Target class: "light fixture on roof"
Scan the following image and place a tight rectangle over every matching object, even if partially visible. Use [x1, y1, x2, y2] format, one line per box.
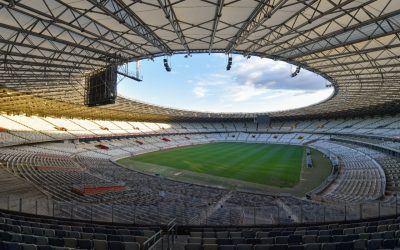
[291, 66, 301, 77]
[226, 55, 232, 71]
[163, 58, 171, 72]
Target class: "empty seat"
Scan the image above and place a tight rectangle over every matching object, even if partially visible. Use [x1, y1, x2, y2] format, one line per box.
[77, 239, 93, 249]
[203, 244, 218, 250]
[219, 245, 236, 250]
[216, 231, 229, 238]
[123, 242, 140, 250]
[63, 238, 76, 248]
[237, 244, 253, 250]
[109, 241, 125, 250]
[288, 245, 304, 250]
[303, 235, 317, 244]
[367, 239, 382, 250]
[187, 237, 201, 244]
[184, 243, 202, 250]
[255, 244, 272, 250]
[203, 238, 216, 244]
[321, 242, 337, 250]
[353, 239, 367, 250]
[93, 240, 108, 250]
[48, 237, 63, 247]
[288, 235, 302, 244]
[303, 243, 321, 250]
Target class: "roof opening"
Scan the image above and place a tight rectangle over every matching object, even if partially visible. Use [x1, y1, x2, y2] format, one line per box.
[118, 54, 334, 113]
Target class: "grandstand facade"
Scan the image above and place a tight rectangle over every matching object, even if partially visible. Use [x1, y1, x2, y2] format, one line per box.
[0, 0, 400, 249]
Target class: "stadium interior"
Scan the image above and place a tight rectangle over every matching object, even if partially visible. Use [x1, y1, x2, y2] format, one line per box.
[0, 0, 400, 250]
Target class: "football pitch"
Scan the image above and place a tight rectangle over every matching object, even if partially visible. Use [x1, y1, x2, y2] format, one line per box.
[118, 143, 309, 188]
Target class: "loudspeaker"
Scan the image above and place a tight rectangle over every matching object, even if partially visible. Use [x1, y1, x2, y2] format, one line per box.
[84, 65, 117, 107]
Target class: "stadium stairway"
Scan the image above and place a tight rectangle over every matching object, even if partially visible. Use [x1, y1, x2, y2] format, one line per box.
[0, 164, 46, 202]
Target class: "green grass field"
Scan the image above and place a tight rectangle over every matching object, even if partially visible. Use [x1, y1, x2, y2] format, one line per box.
[119, 143, 306, 187]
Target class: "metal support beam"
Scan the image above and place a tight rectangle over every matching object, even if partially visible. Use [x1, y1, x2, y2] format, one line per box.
[225, 0, 287, 54]
[208, 0, 224, 53]
[88, 0, 172, 55]
[157, 0, 190, 54]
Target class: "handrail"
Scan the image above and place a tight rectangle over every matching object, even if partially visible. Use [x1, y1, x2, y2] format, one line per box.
[142, 229, 163, 250]
[166, 218, 177, 249]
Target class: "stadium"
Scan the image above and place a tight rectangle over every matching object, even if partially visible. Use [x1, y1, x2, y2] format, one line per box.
[0, 0, 400, 249]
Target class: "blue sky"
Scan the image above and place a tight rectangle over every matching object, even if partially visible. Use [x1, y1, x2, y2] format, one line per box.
[118, 54, 333, 113]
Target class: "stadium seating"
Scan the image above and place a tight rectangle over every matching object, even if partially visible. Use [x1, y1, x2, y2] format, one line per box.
[0, 114, 399, 146]
[0, 209, 159, 250]
[181, 215, 400, 250]
[0, 114, 399, 234]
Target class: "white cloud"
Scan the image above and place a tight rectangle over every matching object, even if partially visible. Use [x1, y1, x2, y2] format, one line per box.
[232, 56, 325, 90]
[193, 86, 207, 97]
[225, 83, 269, 102]
[190, 56, 330, 108]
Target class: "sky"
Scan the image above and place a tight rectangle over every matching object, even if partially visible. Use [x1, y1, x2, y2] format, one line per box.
[117, 54, 333, 113]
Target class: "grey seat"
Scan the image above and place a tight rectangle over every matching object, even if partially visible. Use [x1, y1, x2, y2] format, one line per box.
[354, 227, 365, 234]
[353, 239, 367, 250]
[369, 232, 382, 239]
[20, 244, 37, 250]
[35, 236, 48, 245]
[377, 225, 387, 232]
[63, 238, 77, 248]
[184, 243, 202, 250]
[216, 231, 229, 238]
[10, 232, 23, 242]
[123, 242, 139, 250]
[321, 242, 337, 250]
[237, 244, 253, 250]
[303, 235, 317, 244]
[203, 238, 216, 244]
[358, 233, 370, 240]
[230, 232, 242, 238]
[93, 239, 108, 250]
[319, 230, 330, 236]
[77, 239, 93, 249]
[219, 245, 236, 250]
[303, 243, 321, 250]
[276, 236, 289, 244]
[367, 239, 382, 250]
[190, 232, 202, 237]
[203, 232, 215, 238]
[121, 235, 135, 242]
[134, 236, 147, 246]
[254, 245, 272, 250]
[81, 233, 93, 240]
[342, 228, 353, 235]
[257, 232, 270, 238]
[93, 233, 107, 240]
[231, 237, 245, 244]
[187, 237, 202, 244]
[44, 229, 55, 237]
[203, 244, 218, 250]
[261, 237, 275, 244]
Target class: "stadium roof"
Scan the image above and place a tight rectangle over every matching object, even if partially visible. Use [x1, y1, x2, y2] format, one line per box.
[0, 0, 399, 121]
